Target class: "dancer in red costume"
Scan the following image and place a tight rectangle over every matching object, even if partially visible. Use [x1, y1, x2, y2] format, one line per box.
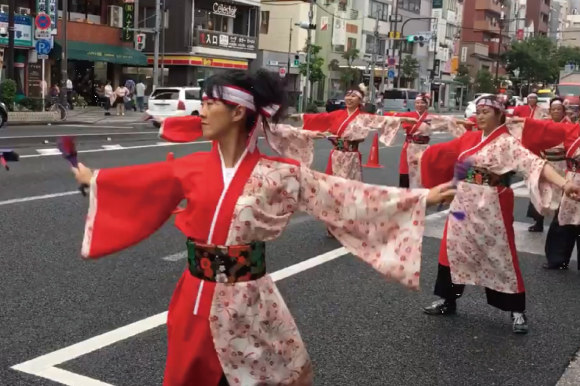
[421, 95, 580, 334]
[71, 70, 456, 386]
[512, 92, 547, 119]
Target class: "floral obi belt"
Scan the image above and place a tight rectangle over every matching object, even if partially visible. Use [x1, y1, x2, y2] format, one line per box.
[566, 158, 580, 173]
[187, 240, 266, 283]
[541, 148, 566, 162]
[328, 137, 359, 152]
[405, 133, 430, 144]
[463, 167, 512, 187]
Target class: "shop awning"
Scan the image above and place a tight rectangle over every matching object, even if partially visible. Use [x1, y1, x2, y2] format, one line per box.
[52, 41, 148, 66]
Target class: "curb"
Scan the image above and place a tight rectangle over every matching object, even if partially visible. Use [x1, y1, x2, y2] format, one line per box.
[5, 120, 148, 127]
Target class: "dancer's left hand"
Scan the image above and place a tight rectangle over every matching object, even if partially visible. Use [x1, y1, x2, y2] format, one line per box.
[563, 181, 580, 201]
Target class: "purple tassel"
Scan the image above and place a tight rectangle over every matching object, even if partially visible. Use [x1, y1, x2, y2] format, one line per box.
[57, 136, 87, 196]
[436, 158, 474, 220]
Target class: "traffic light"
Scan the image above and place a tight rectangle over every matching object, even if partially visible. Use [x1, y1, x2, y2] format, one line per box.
[406, 34, 431, 47]
[136, 34, 146, 51]
[295, 21, 316, 30]
[294, 54, 300, 66]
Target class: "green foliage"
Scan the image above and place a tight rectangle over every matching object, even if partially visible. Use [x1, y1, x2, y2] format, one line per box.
[474, 69, 495, 93]
[313, 100, 326, 107]
[305, 102, 319, 113]
[454, 64, 471, 85]
[502, 36, 580, 84]
[400, 55, 419, 80]
[299, 44, 326, 94]
[0, 79, 17, 111]
[16, 97, 44, 112]
[328, 48, 361, 90]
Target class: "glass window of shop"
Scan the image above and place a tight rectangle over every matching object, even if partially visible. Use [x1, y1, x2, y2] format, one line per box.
[194, 0, 258, 36]
[59, 0, 103, 22]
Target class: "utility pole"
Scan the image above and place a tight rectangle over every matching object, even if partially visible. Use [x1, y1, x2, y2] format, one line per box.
[387, 0, 399, 90]
[370, 11, 379, 104]
[303, 0, 314, 111]
[430, 32, 437, 81]
[287, 18, 293, 82]
[152, 0, 161, 89]
[494, 15, 505, 87]
[6, 0, 14, 80]
[60, 0, 68, 105]
[161, 4, 166, 86]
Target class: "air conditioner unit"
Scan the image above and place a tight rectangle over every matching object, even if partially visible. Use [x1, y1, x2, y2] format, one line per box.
[18, 7, 30, 15]
[108, 5, 123, 28]
[0, 5, 9, 13]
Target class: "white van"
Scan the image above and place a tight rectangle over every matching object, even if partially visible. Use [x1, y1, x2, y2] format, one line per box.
[146, 87, 202, 118]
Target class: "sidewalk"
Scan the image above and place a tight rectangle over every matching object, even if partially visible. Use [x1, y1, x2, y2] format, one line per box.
[7, 107, 147, 126]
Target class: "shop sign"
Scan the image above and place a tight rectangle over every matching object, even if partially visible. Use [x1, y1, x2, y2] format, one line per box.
[198, 29, 256, 52]
[87, 51, 136, 61]
[122, 0, 135, 42]
[213, 3, 237, 18]
[0, 14, 33, 47]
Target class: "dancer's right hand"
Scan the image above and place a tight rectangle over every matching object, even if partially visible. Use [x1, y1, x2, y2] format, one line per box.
[426, 182, 456, 206]
[72, 163, 93, 186]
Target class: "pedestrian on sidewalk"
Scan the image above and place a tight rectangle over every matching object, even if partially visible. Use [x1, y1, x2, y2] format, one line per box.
[66, 78, 74, 110]
[71, 69, 456, 386]
[136, 80, 146, 112]
[104, 80, 113, 116]
[114, 83, 129, 116]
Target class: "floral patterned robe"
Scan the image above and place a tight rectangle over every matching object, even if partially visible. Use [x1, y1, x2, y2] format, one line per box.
[302, 109, 367, 180]
[512, 104, 548, 119]
[421, 124, 563, 294]
[554, 124, 580, 225]
[81, 133, 429, 385]
[353, 114, 465, 187]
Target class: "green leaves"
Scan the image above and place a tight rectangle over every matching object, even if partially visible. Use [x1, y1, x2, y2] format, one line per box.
[400, 56, 419, 79]
[474, 70, 495, 93]
[299, 44, 326, 85]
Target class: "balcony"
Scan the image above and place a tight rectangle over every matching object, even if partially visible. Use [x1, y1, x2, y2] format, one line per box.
[474, 20, 500, 34]
[475, 0, 502, 15]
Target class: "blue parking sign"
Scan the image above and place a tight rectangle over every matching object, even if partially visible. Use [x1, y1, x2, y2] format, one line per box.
[387, 70, 395, 79]
[35, 39, 51, 55]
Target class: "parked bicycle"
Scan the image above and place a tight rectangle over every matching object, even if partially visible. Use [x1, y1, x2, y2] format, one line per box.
[45, 97, 68, 120]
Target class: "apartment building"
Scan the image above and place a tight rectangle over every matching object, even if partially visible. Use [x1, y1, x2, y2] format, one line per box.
[526, 0, 551, 35]
[549, 0, 566, 44]
[507, 0, 534, 41]
[562, 14, 580, 48]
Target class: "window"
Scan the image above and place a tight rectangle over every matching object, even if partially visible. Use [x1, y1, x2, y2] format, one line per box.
[150, 89, 180, 100]
[260, 11, 269, 34]
[334, 45, 345, 52]
[185, 89, 201, 100]
[398, 0, 420, 14]
[347, 37, 357, 51]
[445, 24, 455, 39]
[365, 34, 386, 55]
[369, 1, 388, 22]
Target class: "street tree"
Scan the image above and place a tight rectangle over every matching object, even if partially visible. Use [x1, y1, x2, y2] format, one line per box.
[299, 44, 326, 102]
[328, 48, 361, 90]
[474, 69, 495, 93]
[400, 56, 419, 87]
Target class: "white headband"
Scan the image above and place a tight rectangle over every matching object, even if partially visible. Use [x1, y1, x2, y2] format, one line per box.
[528, 93, 538, 98]
[551, 100, 563, 106]
[476, 98, 505, 112]
[346, 90, 363, 100]
[202, 86, 280, 118]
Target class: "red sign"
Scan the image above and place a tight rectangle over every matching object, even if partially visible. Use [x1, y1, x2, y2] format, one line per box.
[279, 67, 287, 78]
[516, 29, 524, 41]
[35, 13, 51, 30]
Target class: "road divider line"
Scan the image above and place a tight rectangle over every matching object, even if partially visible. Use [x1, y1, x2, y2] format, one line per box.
[0, 191, 79, 206]
[36, 148, 62, 155]
[9, 207, 455, 386]
[0, 131, 157, 139]
[101, 145, 124, 150]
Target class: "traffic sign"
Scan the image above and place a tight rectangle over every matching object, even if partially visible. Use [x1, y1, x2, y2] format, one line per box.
[387, 70, 395, 79]
[35, 13, 52, 30]
[35, 39, 52, 56]
[279, 67, 287, 78]
[38, 54, 49, 60]
[35, 29, 51, 39]
[387, 57, 396, 66]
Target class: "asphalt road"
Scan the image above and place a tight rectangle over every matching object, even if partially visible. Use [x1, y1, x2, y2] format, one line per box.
[2, 131, 580, 386]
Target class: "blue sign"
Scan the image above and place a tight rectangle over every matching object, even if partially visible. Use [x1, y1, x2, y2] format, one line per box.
[35, 39, 51, 55]
[0, 14, 33, 47]
[387, 70, 395, 79]
[35, 14, 51, 29]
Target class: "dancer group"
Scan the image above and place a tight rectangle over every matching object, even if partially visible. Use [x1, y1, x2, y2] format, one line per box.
[68, 71, 580, 386]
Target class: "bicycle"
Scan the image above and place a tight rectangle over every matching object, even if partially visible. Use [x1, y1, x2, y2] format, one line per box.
[46, 97, 68, 121]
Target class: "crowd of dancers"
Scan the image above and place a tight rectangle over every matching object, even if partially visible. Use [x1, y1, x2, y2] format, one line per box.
[58, 70, 580, 386]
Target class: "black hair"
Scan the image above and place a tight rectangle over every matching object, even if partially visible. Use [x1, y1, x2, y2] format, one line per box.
[478, 95, 506, 124]
[202, 69, 288, 130]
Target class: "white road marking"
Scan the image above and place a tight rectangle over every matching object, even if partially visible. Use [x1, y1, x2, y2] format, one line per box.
[21, 141, 211, 158]
[1, 131, 156, 139]
[101, 145, 124, 150]
[162, 251, 187, 261]
[57, 125, 132, 129]
[0, 191, 80, 206]
[36, 148, 61, 155]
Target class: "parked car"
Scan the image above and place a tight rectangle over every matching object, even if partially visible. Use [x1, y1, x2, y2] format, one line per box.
[382, 88, 419, 113]
[464, 93, 494, 118]
[325, 99, 345, 113]
[533, 89, 555, 109]
[145, 87, 202, 119]
[0, 101, 7, 128]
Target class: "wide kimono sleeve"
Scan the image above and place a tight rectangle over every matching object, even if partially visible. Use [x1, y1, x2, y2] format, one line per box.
[428, 115, 467, 137]
[82, 161, 184, 259]
[510, 119, 576, 156]
[298, 166, 428, 290]
[420, 137, 462, 188]
[347, 114, 403, 146]
[265, 123, 316, 166]
[159, 116, 203, 143]
[302, 110, 343, 133]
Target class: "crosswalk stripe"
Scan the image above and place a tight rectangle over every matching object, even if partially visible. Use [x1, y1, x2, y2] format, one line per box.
[101, 145, 124, 150]
[36, 148, 61, 155]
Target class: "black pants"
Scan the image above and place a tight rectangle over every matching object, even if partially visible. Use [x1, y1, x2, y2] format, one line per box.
[545, 209, 580, 267]
[526, 201, 544, 224]
[434, 264, 526, 312]
[399, 173, 409, 188]
[218, 374, 230, 385]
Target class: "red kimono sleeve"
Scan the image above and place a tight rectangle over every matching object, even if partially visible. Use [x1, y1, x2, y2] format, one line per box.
[512, 105, 527, 118]
[420, 137, 461, 188]
[519, 119, 577, 156]
[159, 116, 203, 143]
[82, 161, 184, 259]
[302, 110, 343, 133]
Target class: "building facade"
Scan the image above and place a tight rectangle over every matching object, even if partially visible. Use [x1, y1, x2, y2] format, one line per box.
[139, 0, 259, 86]
[525, 0, 550, 35]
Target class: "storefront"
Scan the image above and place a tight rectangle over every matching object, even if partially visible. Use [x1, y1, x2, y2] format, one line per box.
[193, 0, 259, 36]
[0, 13, 34, 95]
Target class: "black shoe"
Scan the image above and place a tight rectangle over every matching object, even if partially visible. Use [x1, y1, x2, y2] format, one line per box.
[511, 312, 528, 334]
[528, 223, 544, 232]
[542, 262, 569, 270]
[423, 299, 457, 315]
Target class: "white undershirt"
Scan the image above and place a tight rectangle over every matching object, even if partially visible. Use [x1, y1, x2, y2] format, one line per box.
[481, 133, 488, 143]
[223, 167, 236, 187]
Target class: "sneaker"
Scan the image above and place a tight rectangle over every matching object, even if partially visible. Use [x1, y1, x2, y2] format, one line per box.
[511, 312, 528, 334]
[423, 299, 457, 315]
[542, 262, 569, 270]
[528, 223, 544, 232]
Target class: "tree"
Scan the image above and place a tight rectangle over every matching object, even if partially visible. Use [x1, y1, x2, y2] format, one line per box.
[502, 36, 561, 84]
[454, 64, 471, 86]
[400, 56, 419, 87]
[299, 44, 325, 102]
[328, 48, 361, 90]
[474, 69, 495, 93]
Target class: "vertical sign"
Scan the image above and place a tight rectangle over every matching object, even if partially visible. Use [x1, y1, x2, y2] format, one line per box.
[429, 9, 441, 53]
[48, 0, 57, 32]
[460, 46, 468, 62]
[122, 0, 135, 42]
